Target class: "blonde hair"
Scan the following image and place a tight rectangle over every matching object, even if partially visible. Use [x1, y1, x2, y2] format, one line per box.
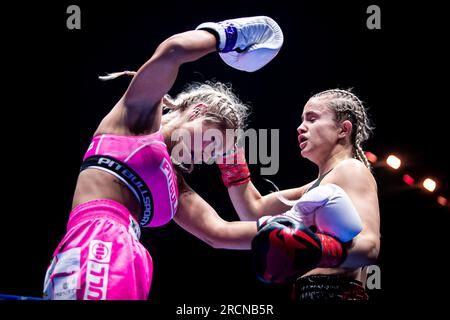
[99, 72, 251, 172]
[162, 81, 251, 172]
[311, 89, 374, 169]
[162, 81, 250, 131]
[99, 72, 250, 130]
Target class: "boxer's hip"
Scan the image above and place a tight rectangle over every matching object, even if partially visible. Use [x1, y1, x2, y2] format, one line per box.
[44, 199, 151, 300]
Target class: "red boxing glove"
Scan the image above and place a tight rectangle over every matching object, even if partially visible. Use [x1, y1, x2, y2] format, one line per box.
[216, 147, 250, 188]
[316, 233, 347, 268]
[252, 215, 346, 284]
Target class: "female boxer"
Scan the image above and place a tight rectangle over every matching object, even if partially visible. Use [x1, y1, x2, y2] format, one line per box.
[43, 16, 283, 300]
[219, 89, 381, 301]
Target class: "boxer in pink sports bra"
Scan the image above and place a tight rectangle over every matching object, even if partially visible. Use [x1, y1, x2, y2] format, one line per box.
[42, 17, 284, 300]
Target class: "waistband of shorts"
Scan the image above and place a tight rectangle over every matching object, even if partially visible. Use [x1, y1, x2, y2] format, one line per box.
[67, 199, 141, 239]
[294, 275, 368, 301]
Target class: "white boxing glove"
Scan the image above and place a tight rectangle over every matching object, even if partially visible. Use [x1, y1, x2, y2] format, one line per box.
[196, 16, 284, 72]
[283, 184, 363, 243]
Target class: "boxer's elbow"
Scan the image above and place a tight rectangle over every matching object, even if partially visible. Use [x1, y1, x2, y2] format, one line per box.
[359, 235, 380, 265]
[343, 235, 380, 268]
[156, 36, 188, 64]
[364, 238, 380, 265]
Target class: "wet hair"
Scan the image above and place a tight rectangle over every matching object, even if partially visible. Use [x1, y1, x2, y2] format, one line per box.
[311, 89, 374, 169]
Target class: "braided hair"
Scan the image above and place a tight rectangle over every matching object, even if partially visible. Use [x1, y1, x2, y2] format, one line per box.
[311, 89, 374, 169]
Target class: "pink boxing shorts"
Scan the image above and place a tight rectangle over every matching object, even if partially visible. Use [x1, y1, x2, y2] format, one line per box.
[43, 199, 152, 300]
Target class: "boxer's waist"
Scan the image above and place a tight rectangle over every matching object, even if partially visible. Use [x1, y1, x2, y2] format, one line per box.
[68, 199, 141, 240]
[293, 275, 368, 301]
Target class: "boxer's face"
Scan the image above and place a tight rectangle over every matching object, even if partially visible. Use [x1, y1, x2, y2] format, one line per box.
[297, 98, 342, 162]
[182, 118, 233, 164]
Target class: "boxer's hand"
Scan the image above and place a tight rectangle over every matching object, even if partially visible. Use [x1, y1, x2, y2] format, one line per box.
[284, 184, 363, 243]
[252, 215, 345, 283]
[196, 16, 284, 72]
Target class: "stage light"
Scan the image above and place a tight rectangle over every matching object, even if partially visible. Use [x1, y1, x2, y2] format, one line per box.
[437, 196, 448, 207]
[422, 178, 437, 192]
[365, 151, 378, 164]
[386, 155, 401, 169]
[403, 174, 415, 186]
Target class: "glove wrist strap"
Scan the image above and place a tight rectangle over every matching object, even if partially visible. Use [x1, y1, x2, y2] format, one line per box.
[196, 22, 238, 53]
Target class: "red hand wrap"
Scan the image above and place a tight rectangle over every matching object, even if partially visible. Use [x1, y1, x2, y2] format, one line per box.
[316, 233, 346, 268]
[217, 147, 250, 188]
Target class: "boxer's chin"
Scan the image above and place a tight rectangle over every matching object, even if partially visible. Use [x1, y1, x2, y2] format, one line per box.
[300, 149, 315, 162]
[300, 147, 309, 158]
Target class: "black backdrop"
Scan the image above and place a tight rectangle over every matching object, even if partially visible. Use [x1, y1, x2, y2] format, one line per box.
[1, 0, 449, 314]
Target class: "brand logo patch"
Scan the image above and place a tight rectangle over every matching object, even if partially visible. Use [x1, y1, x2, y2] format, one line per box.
[84, 240, 112, 300]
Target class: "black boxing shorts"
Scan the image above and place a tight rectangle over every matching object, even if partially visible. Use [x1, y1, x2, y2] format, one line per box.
[293, 275, 369, 301]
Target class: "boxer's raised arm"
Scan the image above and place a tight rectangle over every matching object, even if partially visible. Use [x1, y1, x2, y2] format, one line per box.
[122, 31, 217, 112]
[97, 30, 217, 135]
[104, 16, 283, 134]
[120, 31, 217, 124]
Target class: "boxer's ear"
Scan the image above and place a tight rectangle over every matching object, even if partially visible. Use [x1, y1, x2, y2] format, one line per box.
[338, 120, 353, 139]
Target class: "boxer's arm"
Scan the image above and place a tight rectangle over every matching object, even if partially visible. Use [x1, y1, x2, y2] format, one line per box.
[325, 159, 380, 267]
[119, 30, 217, 116]
[227, 181, 310, 221]
[217, 147, 312, 221]
[97, 30, 216, 135]
[174, 179, 257, 250]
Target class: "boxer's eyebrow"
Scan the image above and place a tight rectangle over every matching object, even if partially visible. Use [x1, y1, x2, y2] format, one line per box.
[301, 111, 319, 121]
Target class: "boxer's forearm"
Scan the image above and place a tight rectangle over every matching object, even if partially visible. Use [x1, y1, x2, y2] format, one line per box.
[227, 182, 264, 221]
[211, 221, 257, 250]
[161, 30, 217, 64]
[228, 182, 304, 221]
[174, 181, 256, 250]
[175, 211, 256, 250]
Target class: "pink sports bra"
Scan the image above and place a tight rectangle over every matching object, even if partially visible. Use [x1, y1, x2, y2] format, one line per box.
[80, 130, 178, 228]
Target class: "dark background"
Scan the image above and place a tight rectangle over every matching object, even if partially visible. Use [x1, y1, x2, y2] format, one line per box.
[1, 0, 449, 312]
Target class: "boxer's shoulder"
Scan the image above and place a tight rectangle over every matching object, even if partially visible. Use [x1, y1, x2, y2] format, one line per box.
[324, 159, 376, 191]
[335, 158, 369, 175]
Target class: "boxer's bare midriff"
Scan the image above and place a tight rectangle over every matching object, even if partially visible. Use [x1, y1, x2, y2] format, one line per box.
[72, 169, 142, 223]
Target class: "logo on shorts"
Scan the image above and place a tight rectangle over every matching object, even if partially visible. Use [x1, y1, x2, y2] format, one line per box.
[88, 240, 112, 263]
[84, 240, 112, 300]
[90, 242, 110, 262]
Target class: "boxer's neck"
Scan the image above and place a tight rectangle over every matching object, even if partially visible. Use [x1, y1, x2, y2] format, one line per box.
[317, 148, 352, 176]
